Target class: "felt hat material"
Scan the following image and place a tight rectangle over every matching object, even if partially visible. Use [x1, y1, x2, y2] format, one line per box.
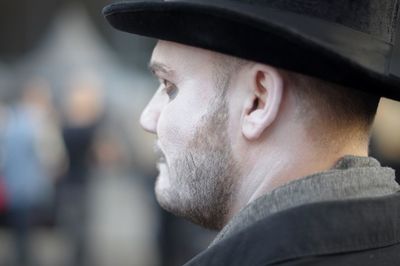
[103, 0, 400, 100]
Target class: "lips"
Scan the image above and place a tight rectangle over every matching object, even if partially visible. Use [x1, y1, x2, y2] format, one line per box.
[154, 141, 166, 164]
[158, 156, 166, 164]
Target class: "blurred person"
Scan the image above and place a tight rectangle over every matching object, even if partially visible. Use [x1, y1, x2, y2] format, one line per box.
[103, 1, 400, 265]
[0, 103, 8, 215]
[372, 98, 400, 184]
[57, 72, 104, 266]
[2, 78, 65, 266]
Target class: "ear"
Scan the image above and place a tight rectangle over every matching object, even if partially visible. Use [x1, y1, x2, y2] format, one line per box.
[242, 64, 284, 140]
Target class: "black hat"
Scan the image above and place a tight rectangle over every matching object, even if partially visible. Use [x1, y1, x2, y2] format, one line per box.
[103, 0, 400, 100]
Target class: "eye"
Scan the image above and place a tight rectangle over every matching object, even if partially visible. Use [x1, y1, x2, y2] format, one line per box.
[161, 79, 178, 100]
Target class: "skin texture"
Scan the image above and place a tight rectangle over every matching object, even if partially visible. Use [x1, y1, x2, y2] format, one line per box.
[140, 41, 371, 230]
[141, 41, 240, 229]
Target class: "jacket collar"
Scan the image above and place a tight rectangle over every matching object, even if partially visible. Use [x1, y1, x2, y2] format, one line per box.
[212, 156, 399, 245]
[186, 191, 400, 265]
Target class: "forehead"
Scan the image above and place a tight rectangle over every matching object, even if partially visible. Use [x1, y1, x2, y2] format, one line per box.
[150, 41, 218, 75]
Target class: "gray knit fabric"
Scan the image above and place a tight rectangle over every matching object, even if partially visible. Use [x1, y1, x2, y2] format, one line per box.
[211, 156, 400, 246]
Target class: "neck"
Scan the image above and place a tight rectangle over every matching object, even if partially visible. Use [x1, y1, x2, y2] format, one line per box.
[228, 128, 369, 221]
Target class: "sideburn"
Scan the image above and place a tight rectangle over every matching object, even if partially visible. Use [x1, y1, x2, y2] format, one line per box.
[169, 97, 239, 230]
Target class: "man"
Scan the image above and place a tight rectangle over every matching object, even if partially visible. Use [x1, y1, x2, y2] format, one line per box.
[103, 0, 400, 265]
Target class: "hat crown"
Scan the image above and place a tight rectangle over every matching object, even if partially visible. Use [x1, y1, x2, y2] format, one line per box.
[103, 0, 400, 100]
[228, 0, 398, 43]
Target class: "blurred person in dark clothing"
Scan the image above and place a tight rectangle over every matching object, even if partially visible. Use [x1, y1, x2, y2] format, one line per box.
[2, 78, 65, 266]
[103, 0, 400, 265]
[57, 73, 103, 266]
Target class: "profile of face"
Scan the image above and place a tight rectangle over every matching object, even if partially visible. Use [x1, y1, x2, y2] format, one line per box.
[140, 41, 239, 229]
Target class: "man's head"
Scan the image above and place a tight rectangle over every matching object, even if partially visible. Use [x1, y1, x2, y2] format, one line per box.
[140, 41, 380, 229]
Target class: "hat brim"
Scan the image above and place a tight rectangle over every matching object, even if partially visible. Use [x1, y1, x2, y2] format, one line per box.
[103, 0, 400, 100]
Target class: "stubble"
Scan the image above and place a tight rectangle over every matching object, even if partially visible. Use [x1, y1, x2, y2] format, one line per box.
[156, 97, 239, 230]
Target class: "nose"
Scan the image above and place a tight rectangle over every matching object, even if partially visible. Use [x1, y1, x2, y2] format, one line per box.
[140, 91, 167, 134]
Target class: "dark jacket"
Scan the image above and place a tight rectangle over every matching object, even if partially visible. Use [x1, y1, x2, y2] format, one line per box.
[185, 192, 400, 265]
[185, 156, 400, 266]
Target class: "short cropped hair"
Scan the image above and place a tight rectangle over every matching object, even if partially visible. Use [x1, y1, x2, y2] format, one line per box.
[286, 72, 380, 144]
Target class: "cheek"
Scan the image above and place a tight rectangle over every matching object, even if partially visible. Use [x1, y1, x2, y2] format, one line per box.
[158, 109, 186, 153]
[157, 80, 214, 158]
[226, 91, 244, 154]
[157, 98, 203, 159]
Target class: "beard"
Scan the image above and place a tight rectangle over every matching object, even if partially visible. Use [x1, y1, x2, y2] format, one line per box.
[155, 97, 239, 230]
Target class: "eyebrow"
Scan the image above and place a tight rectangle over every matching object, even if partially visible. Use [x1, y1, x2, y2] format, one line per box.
[148, 61, 174, 76]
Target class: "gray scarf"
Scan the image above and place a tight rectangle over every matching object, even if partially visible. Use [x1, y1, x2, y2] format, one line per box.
[211, 156, 399, 246]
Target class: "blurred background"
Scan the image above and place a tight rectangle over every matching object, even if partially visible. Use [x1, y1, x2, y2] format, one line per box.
[0, 1, 399, 266]
[0, 1, 216, 266]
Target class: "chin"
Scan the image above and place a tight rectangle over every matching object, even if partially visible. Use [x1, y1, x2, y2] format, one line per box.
[154, 163, 175, 207]
[154, 178, 180, 217]
[154, 178, 226, 230]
